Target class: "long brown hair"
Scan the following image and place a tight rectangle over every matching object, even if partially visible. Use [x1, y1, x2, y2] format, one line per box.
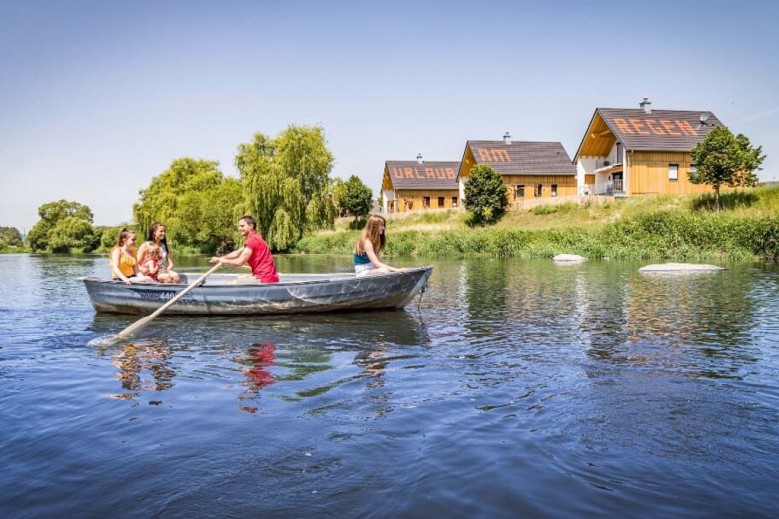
[148, 222, 170, 251]
[355, 215, 387, 255]
[116, 228, 136, 248]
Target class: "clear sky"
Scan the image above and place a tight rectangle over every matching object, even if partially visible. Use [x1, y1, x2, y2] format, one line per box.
[1, 0, 777, 234]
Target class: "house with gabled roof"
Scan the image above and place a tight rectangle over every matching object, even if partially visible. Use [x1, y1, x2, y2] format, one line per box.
[573, 98, 724, 197]
[382, 155, 460, 213]
[457, 133, 577, 209]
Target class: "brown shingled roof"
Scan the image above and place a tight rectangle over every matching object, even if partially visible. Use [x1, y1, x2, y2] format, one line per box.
[385, 161, 459, 190]
[465, 140, 576, 176]
[597, 108, 723, 151]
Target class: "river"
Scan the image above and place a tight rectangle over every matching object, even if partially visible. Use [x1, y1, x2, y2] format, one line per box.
[1, 254, 778, 518]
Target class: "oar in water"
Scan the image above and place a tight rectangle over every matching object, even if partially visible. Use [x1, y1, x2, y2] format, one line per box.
[110, 262, 222, 342]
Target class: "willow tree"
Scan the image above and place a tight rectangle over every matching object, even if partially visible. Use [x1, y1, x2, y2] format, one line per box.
[174, 177, 244, 253]
[133, 158, 228, 245]
[235, 125, 336, 251]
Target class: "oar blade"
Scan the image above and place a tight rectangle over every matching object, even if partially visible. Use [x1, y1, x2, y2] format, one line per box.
[116, 315, 154, 340]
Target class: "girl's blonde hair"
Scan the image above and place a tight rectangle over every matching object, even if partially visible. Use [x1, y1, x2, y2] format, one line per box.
[142, 241, 160, 256]
[356, 214, 387, 255]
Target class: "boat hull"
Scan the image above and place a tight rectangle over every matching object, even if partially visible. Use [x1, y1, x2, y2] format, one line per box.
[82, 266, 432, 315]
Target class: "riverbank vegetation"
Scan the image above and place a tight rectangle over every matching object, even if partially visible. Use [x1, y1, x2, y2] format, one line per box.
[297, 186, 779, 262]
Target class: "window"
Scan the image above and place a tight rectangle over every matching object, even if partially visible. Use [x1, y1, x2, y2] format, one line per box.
[551, 184, 558, 197]
[452, 197, 458, 207]
[669, 164, 678, 181]
[534, 184, 543, 197]
[515, 185, 525, 198]
[438, 197, 445, 208]
[690, 164, 697, 175]
[423, 197, 430, 208]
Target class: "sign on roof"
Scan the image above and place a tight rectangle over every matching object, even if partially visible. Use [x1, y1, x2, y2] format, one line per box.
[384, 161, 460, 190]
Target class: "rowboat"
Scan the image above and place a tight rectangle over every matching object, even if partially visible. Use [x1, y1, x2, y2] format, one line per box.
[82, 266, 433, 315]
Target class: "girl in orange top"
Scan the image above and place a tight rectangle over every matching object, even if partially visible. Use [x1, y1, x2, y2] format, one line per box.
[110, 229, 154, 285]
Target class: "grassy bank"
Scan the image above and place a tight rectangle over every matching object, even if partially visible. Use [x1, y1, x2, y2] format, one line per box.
[296, 186, 779, 262]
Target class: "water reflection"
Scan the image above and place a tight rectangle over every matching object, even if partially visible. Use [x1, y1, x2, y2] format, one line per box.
[236, 343, 277, 413]
[274, 312, 428, 413]
[108, 339, 176, 402]
[88, 310, 429, 413]
[617, 269, 760, 378]
[465, 259, 508, 323]
[576, 262, 633, 358]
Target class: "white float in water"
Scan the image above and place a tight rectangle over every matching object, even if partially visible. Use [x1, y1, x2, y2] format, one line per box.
[553, 254, 586, 263]
[639, 262, 724, 272]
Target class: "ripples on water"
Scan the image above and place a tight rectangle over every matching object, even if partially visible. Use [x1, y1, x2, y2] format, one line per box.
[1, 254, 779, 518]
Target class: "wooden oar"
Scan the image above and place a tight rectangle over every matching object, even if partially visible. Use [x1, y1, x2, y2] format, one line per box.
[112, 263, 222, 341]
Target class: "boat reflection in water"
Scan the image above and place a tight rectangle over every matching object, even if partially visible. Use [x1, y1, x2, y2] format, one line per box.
[89, 310, 429, 413]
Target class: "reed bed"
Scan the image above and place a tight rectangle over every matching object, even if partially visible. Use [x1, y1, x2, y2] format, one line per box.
[297, 187, 779, 262]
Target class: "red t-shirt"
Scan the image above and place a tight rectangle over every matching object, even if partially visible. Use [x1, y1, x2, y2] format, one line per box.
[245, 231, 279, 283]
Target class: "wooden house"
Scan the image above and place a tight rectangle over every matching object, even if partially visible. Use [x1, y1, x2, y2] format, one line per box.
[382, 156, 460, 213]
[457, 133, 577, 209]
[573, 98, 724, 197]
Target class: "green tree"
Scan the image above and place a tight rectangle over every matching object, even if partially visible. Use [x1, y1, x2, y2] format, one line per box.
[133, 158, 225, 242]
[463, 165, 508, 225]
[236, 125, 337, 251]
[0, 226, 23, 248]
[48, 217, 99, 253]
[690, 127, 766, 210]
[338, 175, 373, 219]
[174, 177, 244, 253]
[27, 200, 96, 252]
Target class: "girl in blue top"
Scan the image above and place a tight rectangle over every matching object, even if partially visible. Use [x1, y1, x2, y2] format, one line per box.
[353, 214, 404, 276]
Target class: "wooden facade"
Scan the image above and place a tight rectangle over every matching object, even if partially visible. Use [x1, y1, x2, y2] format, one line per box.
[384, 189, 460, 213]
[458, 138, 578, 210]
[382, 160, 460, 214]
[628, 151, 710, 196]
[502, 174, 578, 203]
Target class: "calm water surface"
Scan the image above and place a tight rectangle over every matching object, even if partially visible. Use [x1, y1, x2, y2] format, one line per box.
[1, 254, 778, 518]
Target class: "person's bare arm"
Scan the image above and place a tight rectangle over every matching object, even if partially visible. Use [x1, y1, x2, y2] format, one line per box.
[364, 240, 399, 272]
[110, 248, 131, 284]
[211, 246, 252, 267]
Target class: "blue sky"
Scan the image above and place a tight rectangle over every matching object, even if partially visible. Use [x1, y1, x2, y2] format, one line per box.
[1, 0, 777, 233]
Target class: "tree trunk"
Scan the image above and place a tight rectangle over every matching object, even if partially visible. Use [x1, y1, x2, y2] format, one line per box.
[714, 185, 721, 211]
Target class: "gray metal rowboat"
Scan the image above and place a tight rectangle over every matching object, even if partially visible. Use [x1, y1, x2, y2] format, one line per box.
[82, 266, 433, 315]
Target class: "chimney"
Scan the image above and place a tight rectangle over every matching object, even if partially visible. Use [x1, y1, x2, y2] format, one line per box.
[503, 132, 512, 145]
[416, 153, 423, 165]
[640, 97, 652, 113]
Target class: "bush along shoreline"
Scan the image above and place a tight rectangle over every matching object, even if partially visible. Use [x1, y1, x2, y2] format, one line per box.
[296, 211, 779, 263]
